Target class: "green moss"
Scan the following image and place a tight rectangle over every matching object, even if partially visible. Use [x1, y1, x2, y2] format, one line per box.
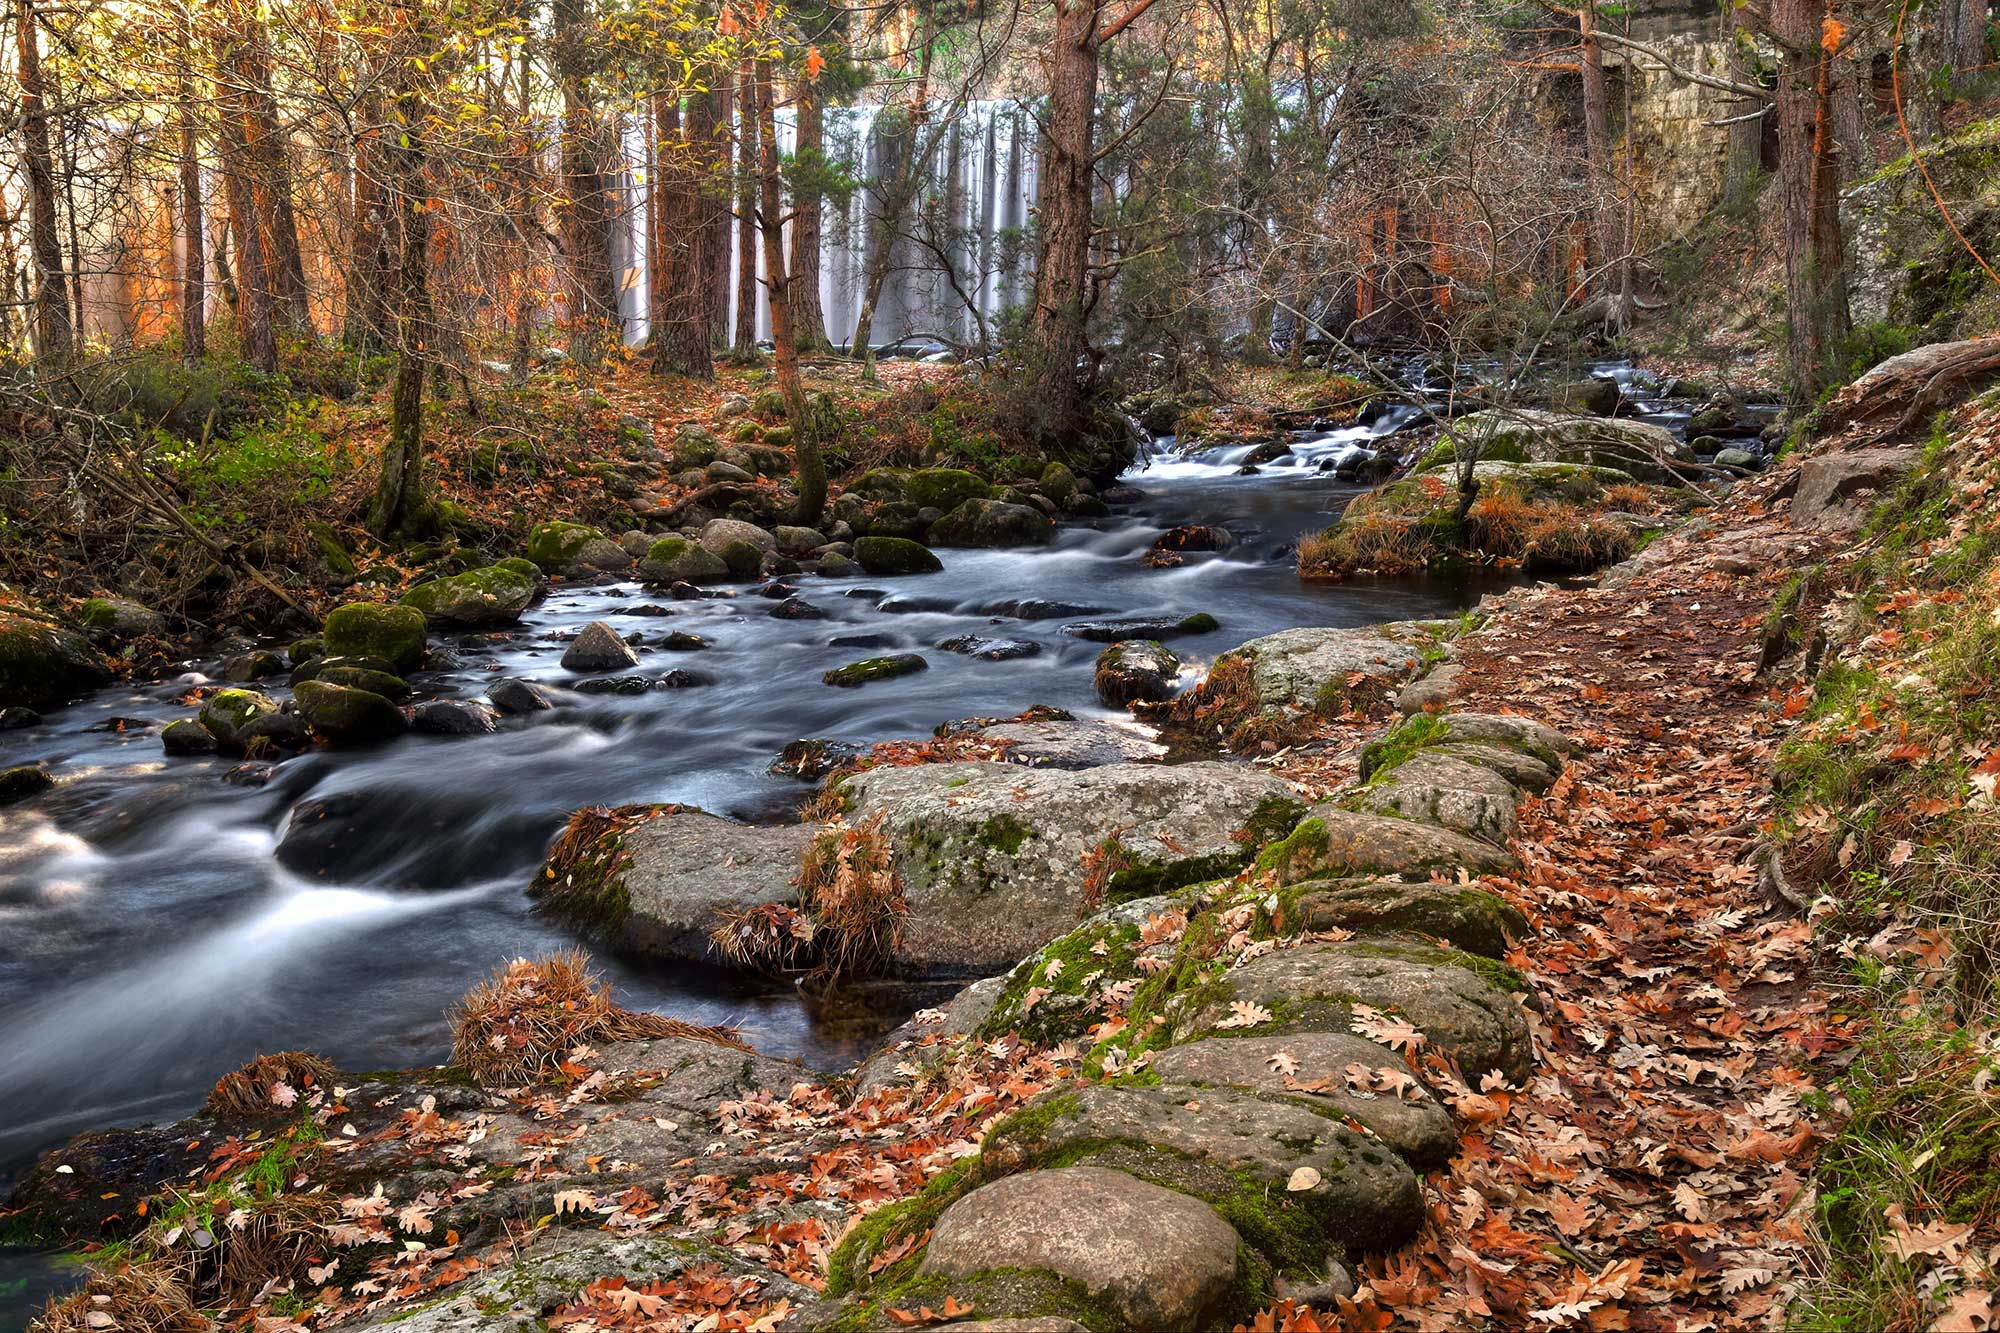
[525, 520, 603, 572]
[1104, 851, 1245, 904]
[1251, 816, 1329, 880]
[1237, 795, 1307, 851]
[322, 601, 426, 673]
[1359, 713, 1447, 783]
[1177, 612, 1221, 634]
[823, 654, 929, 687]
[1334, 938, 1530, 994]
[977, 813, 1034, 854]
[823, 1155, 984, 1296]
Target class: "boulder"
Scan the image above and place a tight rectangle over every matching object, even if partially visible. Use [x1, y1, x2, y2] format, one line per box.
[411, 699, 501, 735]
[323, 602, 427, 674]
[488, 678, 556, 715]
[851, 467, 994, 512]
[1182, 940, 1534, 1084]
[293, 679, 408, 743]
[0, 764, 54, 804]
[1202, 622, 1439, 718]
[854, 535, 943, 575]
[315, 664, 412, 701]
[1714, 446, 1763, 471]
[637, 537, 731, 585]
[1061, 613, 1218, 643]
[221, 650, 286, 682]
[1344, 748, 1523, 843]
[921, 1167, 1241, 1332]
[935, 635, 1041, 661]
[0, 706, 40, 729]
[525, 521, 605, 572]
[769, 596, 826, 620]
[0, 609, 110, 709]
[1151, 525, 1233, 554]
[1543, 377, 1620, 416]
[403, 565, 538, 627]
[1436, 409, 1692, 482]
[928, 498, 1055, 547]
[562, 621, 641, 673]
[1094, 640, 1180, 706]
[823, 654, 927, 687]
[1253, 809, 1517, 885]
[983, 1084, 1422, 1256]
[980, 718, 1167, 769]
[75, 597, 163, 642]
[573, 537, 635, 572]
[1150, 1031, 1458, 1169]
[161, 718, 218, 755]
[697, 518, 777, 558]
[772, 525, 828, 556]
[1281, 879, 1527, 960]
[198, 688, 279, 749]
[1793, 446, 1921, 533]
[837, 760, 1302, 974]
[535, 806, 815, 963]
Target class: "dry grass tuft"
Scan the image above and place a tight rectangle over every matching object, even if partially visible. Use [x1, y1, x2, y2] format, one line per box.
[712, 816, 905, 989]
[204, 1051, 337, 1122]
[450, 950, 748, 1086]
[34, 1262, 209, 1333]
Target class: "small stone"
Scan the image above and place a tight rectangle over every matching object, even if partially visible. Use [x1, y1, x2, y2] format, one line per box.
[921, 1167, 1240, 1332]
[822, 654, 927, 688]
[411, 699, 501, 735]
[221, 651, 286, 683]
[1094, 640, 1180, 706]
[0, 707, 42, 729]
[161, 718, 217, 755]
[489, 678, 556, 714]
[769, 596, 827, 620]
[562, 621, 641, 672]
[0, 765, 55, 804]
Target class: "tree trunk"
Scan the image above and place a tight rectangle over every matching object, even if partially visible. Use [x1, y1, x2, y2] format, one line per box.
[1578, 2, 1625, 325]
[216, 43, 279, 374]
[790, 78, 830, 352]
[733, 55, 760, 356]
[756, 58, 825, 526]
[13, 0, 71, 365]
[371, 45, 434, 540]
[345, 91, 394, 350]
[1721, 7, 1766, 208]
[1030, 0, 1103, 440]
[179, 56, 206, 362]
[233, 11, 312, 334]
[655, 91, 719, 379]
[554, 0, 615, 350]
[712, 71, 734, 344]
[1773, 0, 1851, 401]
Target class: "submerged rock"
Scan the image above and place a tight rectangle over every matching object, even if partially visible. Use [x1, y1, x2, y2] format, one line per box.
[823, 653, 927, 687]
[0, 764, 54, 803]
[1062, 613, 1218, 643]
[411, 699, 501, 735]
[488, 677, 556, 714]
[935, 634, 1041, 661]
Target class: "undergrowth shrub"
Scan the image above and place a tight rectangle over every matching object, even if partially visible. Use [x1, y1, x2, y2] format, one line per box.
[711, 816, 905, 989]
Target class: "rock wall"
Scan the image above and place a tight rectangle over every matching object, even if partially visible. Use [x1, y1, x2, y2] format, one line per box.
[1603, 4, 1744, 247]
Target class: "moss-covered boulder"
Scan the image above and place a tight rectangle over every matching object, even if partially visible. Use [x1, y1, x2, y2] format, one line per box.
[1252, 809, 1517, 884]
[0, 764, 54, 804]
[1093, 640, 1180, 707]
[75, 597, 163, 642]
[160, 718, 218, 755]
[322, 602, 427, 674]
[927, 498, 1055, 548]
[637, 537, 731, 585]
[854, 535, 944, 576]
[1278, 878, 1527, 959]
[198, 688, 280, 749]
[852, 467, 995, 513]
[526, 520, 605, 572]
[293, 679, 408, 743]
[402, 564, 537, 628]
[1430, 409, 1691, 482]
[314, 664, 411, 701]
[823, 653, 928, 687]
[0, 609, 110, 709]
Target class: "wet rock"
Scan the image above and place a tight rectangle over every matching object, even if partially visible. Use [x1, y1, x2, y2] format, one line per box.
[1184, 939, 1534, 1084]
[1150, 1031, 1458, 1169]
[0, 764, 54, 803]
[1061, 613, 1218, 643]
[1152, 524, 1233, 553]
[935, 634, 1041, 661]
[984, 1083, 1422, 1257]
[535, 806, 814, 963]
[769, 596, 826, 620]
[221, 650, 286, 682]
[75, 596, 163, 642]
[160, 718, 218, 755]
[851, 466, 993, 512]
[927, 498, 1055, 547]
[753, 580, 796, 599]
[402, 564, 538, 627]
[659, 631, 708, 651]
[525, 520, 604, 572]
[412, 699, 501, 735]
[294, 679, 408, 743]
[238, 711, 312, 752]
[638, 536, 731, 585]
[1094, 639, 1180, 706]
[771, 737, 867, 780]
[980, 718, 1168, 769]
[0, 609, 110, 709]
[323, 602, 427, 674]
[561, 621, 641, 672]
[854, 535, 943, 575]
[921, 1166, 1241, 1332]
[488, 677, 555, 714]
[823, 653, 927, 687]
[198, 688, 279, 749]
[1, 706, 41, 729]
[814, 551, 861, 577]
[981, 598, 1105, 620]
[773, 525, 828, 556]
[571, 671, 705, 695]
[277, 788, 552, 886]
[829, 633, 894, 650]
[838, 759, 1299, 974]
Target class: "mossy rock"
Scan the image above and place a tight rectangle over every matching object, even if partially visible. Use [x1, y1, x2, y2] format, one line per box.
[851, 468, 995, 513]
[198, 688, 279, 748]
[525, 520, 605, 572]
[161, 718, 217, 756]
[287, 636, 325, 668]
[1278, 878, 1527, 958]
[751, 388, 788, 421]
[401, 564, 537, 628]
[0, 764, 54, 804]
[717, 538, 766, 578]
[322, 602, 427, 674]
[823, 654, 928, 688]
[0, 610, 110, 709]
[293, 679, 408, 743]
[1041, 462, 1080, 503]
[854, 535, 944, 576]
[315, 664, 411, 701]
[638, 537, 731, 585]
[75, 597, 163, 641]
[305, 521, 358, 579]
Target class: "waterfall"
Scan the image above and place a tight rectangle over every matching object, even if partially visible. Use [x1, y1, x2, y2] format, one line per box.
[619, 100, 1040, 354]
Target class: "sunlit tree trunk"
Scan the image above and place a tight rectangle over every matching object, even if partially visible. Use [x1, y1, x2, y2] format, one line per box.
[756, 57, 825, 526]
[789, 76, 830, 352]
[216, 38, 279, 373]
[733, 54, 759, 355]
[554, 0, 615, 350]
[346, 90, 394, 350]
[13, 0, 72, 365]
[179, 40, 207, 361]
